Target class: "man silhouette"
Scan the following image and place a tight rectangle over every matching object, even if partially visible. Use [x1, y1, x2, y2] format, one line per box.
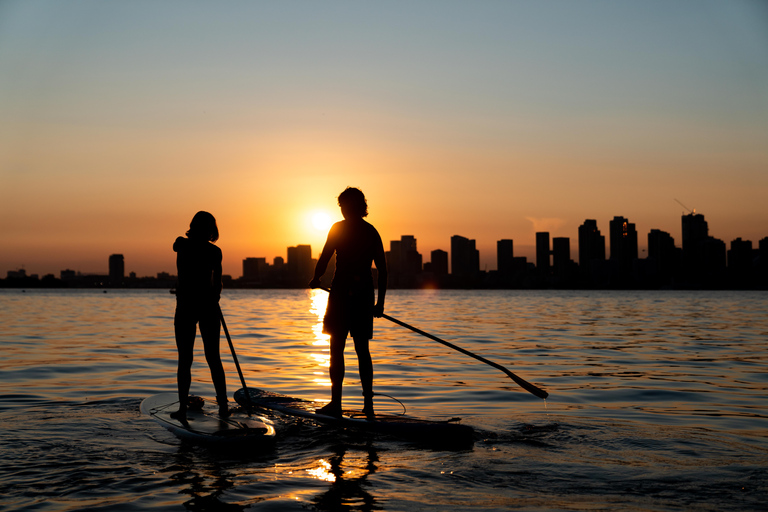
[310, 187, 387, 418]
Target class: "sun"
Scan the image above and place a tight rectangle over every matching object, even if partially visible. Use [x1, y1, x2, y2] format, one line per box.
[311, 212, 333, 232]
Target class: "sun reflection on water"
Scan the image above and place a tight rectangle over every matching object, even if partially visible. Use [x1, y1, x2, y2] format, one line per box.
[309, 289, 331, 386]
[306, 459, 336, 482]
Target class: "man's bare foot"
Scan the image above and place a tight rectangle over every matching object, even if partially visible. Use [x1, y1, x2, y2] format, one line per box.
[316, 401, 342, 418]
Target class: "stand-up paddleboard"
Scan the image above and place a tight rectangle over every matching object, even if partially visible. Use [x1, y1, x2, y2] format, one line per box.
[141, 393, 276, 445]
[234, 387, 474, 447]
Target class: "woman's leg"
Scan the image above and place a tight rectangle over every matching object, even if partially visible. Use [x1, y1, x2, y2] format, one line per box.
[173, 307, 196, 418]
[199, 309, 227, 413]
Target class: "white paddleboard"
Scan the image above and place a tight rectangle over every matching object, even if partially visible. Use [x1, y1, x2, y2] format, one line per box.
[141, 392, 276, 445]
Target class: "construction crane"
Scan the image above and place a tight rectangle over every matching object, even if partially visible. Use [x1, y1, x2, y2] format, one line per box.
[674, 199, 695, 214]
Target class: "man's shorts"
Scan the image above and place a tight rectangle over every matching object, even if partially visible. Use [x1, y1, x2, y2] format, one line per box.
[322, 286, 374, 340]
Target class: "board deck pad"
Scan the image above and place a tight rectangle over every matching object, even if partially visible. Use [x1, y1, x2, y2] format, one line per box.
[141, 393, 276, 444]
[234, 387, 474, 446]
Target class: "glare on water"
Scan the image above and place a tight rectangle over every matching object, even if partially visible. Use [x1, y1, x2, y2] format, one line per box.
[0, 288, 767, 511]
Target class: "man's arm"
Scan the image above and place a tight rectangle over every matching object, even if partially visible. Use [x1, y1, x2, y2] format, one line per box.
[309, 224, 338, 288]
[373, 232, 387, 316]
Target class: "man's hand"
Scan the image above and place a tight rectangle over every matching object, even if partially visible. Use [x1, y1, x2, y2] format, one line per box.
[373, 303, 384, 318]
[309, 278, 322, 289]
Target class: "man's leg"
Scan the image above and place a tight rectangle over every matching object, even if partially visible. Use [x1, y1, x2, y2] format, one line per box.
[354, 336, 374, 416]
[319, 334, 346, 416]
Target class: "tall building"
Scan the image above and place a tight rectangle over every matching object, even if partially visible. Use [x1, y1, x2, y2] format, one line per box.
[609, 216, 638, 263]
[648, 229, 676, 261]
[451, 235, 479, 277]
[243, 257, 268, 282]
[681, 212, 726, 285]
[287, 245, 313, 283]
[552, 237, 571, 275]
[430, 249, 449, 277]
[682, 212, 709, 257]
[648, 229, 679, 283]
[497, 239, 514, 276]
[109, 254, 124, 285]
[536, 232, 550, 274]
[388, 235, 422, 286]
[578, 219, 605, 266]
[759, 237, 768, 286]
[728, 238, 753, 284]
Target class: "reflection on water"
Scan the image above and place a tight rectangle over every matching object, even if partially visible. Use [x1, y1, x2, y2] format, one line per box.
[306, 459, 336, 482]
[0, 289, 767, 511]
[309, 290, 331, 389]
[310, 444, 379, 512]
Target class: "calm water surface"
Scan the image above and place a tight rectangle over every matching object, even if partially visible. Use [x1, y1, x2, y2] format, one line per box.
[1, 288, 766, 511]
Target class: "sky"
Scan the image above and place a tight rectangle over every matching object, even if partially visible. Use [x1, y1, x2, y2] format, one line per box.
[1, 0, 767, 278]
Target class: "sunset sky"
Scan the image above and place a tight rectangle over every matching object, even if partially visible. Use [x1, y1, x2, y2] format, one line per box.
[2, 1, 767, 278]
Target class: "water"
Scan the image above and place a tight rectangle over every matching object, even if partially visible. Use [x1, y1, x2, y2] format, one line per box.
[1, 288, 766, 511]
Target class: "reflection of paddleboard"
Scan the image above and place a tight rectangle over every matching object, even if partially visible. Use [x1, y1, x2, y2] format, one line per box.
[234, 387, 474, 447]
[141, 393, 276, 444]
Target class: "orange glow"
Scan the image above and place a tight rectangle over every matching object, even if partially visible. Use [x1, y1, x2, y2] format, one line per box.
[306, 459, 336, 482]
[311, 211, 333, 232]
[309, 290, 331, 387]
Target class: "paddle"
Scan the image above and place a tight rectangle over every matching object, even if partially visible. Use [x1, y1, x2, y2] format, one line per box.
[318, 287, 548, 399]
[219, 306, 254, 414]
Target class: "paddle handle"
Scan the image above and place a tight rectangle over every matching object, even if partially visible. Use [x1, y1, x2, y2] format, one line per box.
[382, 314, 549, 399]
[219, 306, 254, 413]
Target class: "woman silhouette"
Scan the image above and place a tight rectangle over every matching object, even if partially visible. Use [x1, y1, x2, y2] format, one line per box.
[171, 211, 228, 420]
[310, 187, 388, 418]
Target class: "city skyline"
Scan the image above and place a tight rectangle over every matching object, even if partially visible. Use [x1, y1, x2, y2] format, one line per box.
[2, 2, 766, 278]
[6, 210, 765, 285]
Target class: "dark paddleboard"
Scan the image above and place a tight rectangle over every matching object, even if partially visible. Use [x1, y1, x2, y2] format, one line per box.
[141, 392, 276, 445]
[234, 387, 474, 446]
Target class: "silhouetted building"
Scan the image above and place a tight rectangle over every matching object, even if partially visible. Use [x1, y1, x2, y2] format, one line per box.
[7, 268, 27, 279]
[682, 213, 709, 255]
[647, 229, 680, 286]
[536, 232, 550, 276]
[759, 237, 768, 287]
[388, 235, 422, 287]
[287, 245, 313, 285]
[609, 216, 638, 263]
[109, 254, 124, 285]
[451, 235, 479, 283]
[497, 239, 514, 277]
[681, 212, 726, 287]
[648, 229, 676, 261]
[728, 238, 754, 287]
[608, 216, 638, 286]
[578, 219, 605, 266]
[430, 249, 448, 277]
[243, 257, 268, 283]
[577, 219, 607, 286]
[552, 237, 571, 273]
[700, 236, 727, 286]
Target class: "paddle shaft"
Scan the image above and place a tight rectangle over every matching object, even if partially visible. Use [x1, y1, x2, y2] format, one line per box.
[317, 287, 548, 399]
[219, 306, 254, 413]
[381, 313, 548, 399]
